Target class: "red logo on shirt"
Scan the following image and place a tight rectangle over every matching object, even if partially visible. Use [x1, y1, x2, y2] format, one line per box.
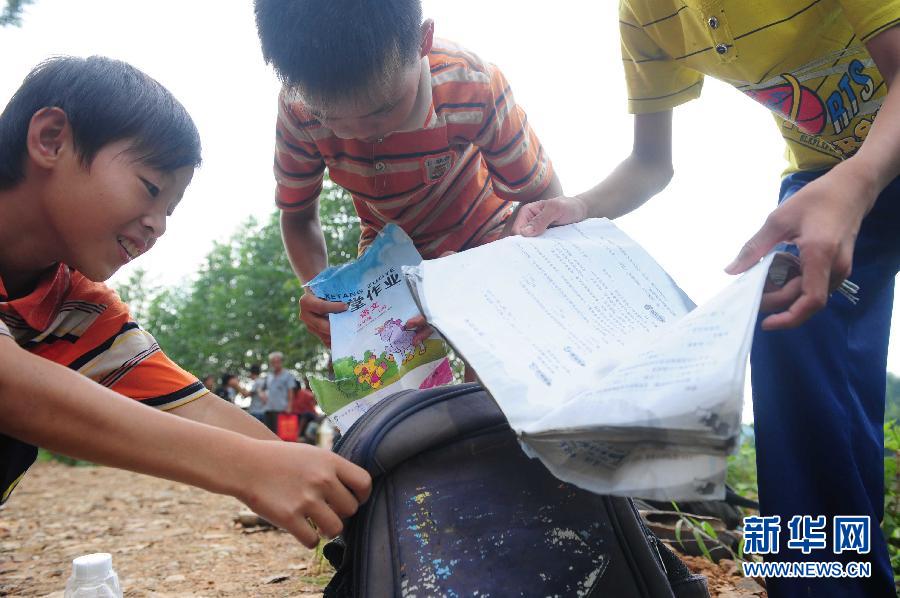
[744, 74, 825, 135]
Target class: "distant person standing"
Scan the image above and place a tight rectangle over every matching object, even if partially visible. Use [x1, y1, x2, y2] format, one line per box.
[214, 373, 239, 403]
[247, 364, 267, 423]
[263, 351, 298, 434]
[292, 375, 319, 443]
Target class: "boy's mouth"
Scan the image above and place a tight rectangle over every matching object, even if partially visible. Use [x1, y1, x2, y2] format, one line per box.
[117, 236, 143, 261]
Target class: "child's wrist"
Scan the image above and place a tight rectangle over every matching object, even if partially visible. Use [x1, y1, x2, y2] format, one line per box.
[570, 194, 590, 221]
[198, 433, 258, 501]
[836, 156, 886, 211]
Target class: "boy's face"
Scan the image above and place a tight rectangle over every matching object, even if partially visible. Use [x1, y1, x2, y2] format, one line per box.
[304, 62, 423, 142]
[45, 137, 193, 282]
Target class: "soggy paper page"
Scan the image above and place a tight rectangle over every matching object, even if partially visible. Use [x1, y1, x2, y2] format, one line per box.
[527, 254, 773, 438]
[409, 219, 695, 429]
[408, 218, 773, 500]
[521, 255, 773, 500]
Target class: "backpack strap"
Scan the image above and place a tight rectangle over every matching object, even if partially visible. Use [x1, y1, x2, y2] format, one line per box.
[654, 536, 711, 598]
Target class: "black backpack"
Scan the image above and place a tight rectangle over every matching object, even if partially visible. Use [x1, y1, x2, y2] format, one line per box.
[323, 383, 709, 598]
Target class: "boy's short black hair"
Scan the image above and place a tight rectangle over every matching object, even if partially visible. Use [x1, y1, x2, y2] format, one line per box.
[0, 56, 201, 190]
[250, 364, 262, 376]
[254, 0, 423, 101]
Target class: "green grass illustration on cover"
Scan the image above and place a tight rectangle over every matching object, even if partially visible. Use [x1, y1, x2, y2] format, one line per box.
[306, 225, 453, 432]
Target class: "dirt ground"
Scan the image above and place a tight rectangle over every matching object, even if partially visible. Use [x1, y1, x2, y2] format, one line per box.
[0, 462, 765, 597]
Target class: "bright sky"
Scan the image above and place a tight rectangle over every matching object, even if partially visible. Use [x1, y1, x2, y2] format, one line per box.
[2, 0, 898, 404]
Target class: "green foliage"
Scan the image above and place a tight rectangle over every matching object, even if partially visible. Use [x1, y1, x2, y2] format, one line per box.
[1, 0, 33, 26]
[884, 420, 900, 584]
[726, 425, 758, 501]
[671, 501, 749, 565]
[37, 448, 92, 467]
[886, 372, 900, 423]
[116, 180, 360, 378]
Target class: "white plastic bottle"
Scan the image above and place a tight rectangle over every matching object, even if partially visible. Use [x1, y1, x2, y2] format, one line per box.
[63, 553, 123, 598]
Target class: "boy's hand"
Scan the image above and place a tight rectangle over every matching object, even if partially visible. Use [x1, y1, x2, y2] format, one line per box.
[404, 314, 433, 346]
[510, 196, 588, 237]
[725, 163, 876, 330]
[299, 292, 347, 347]
[237, 440, 371, 548]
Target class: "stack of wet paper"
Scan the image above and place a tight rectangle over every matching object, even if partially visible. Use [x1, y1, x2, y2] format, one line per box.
[404, 219, 774, 501]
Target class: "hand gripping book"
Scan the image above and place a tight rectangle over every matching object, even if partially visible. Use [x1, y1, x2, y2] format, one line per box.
[306, 225, 453, 432]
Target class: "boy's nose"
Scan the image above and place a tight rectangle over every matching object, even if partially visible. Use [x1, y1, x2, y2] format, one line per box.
[141, 209, 167, 239]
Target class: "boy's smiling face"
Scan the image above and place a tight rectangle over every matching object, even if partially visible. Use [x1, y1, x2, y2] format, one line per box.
[31, 110, 193, 282]
[52, 141, 194, 282]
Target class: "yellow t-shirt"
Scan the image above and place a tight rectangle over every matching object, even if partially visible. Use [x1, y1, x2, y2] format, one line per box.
[620, 0, 900, 173]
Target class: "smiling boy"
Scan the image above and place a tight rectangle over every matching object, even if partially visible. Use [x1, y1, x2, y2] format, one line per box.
[254, 0, 563, 346]
[0, 56, 370, 548]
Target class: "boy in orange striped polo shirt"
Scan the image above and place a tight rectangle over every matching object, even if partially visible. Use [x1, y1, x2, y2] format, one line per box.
[0, 56, 369, 548]
[254, 0, 563, 346]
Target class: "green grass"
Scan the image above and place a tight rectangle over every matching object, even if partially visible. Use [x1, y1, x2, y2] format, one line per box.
[37, 448, 93, 467]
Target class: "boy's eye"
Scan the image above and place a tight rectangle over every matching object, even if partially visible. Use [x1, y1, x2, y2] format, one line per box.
[139, 177, 160, 198]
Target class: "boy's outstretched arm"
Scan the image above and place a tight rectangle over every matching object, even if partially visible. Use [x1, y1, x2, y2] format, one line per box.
[0, 336, 371, 547]
[169, 393, 275, 440]
[511, 110, 674, 236]
[725, 27, 900, 330]
[281, 205, 347, 347]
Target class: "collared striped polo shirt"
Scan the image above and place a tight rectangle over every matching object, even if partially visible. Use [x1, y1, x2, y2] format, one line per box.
[0, 264, 207, 504]
[620, 0, 899, 174]
[273, 39, 555, 258]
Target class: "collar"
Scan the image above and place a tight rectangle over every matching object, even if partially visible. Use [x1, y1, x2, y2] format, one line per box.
[394, 56, 434, 133]
[0, 264, 70, 332]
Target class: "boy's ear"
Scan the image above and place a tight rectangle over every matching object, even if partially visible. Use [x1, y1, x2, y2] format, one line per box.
[27, 107, 71, 169]
[420, 19, 434, 57]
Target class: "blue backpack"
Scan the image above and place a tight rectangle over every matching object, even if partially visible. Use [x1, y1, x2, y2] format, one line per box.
[323, 383, 709, 597]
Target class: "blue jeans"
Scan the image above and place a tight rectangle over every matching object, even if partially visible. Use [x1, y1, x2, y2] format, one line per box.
[750, 170, 900, 597]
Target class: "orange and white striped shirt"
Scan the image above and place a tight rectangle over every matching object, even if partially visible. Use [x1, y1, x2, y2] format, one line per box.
[273, 39, 555, 258]
[0, 264, 207, 504]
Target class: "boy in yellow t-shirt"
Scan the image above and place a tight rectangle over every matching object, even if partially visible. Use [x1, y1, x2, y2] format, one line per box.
[515, 2, 900, 596]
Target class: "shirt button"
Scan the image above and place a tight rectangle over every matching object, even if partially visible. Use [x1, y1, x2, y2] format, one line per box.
[375, 161, 386, 172]
[708, 16, 719, 29]
[715, 43, 728, 55]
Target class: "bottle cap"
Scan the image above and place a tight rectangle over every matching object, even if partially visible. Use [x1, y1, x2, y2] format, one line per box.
[72, 553, 113, 581]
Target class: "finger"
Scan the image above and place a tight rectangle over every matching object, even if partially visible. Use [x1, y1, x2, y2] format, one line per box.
[761, 249, 830, 329]
[827, 246, 854, 294]
[725, 219, 789, 275]
[404, 315, 427, 330]
[520, 202, 558, 237]
[306, 500, 344, 539]
[282, 515, 320, 548]
[325, 480, 362, 519]
[301, 313, 332, 342]
[508, 202, 541, 234]
[304, 296, 348, 315]
[759, 277, 802, 313]
[411, 326, 433, 346]
[336, 460, 373, 503]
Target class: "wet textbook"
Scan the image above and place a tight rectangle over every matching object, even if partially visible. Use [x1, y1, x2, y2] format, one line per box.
[307, 225, 453, 432]
[404, 218, 774, 501]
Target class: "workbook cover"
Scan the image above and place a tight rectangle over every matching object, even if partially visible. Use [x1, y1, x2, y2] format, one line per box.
[306, 225, 453, 432]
